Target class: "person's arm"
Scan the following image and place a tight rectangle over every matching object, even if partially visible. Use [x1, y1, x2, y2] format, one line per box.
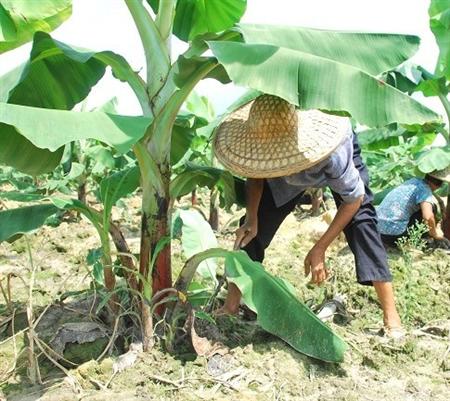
[304, 195, 363, 284]
[420, 201, 442, 239]
[234, 178, 264, 249]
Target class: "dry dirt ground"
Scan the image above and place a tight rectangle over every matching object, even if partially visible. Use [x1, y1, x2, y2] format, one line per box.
[0, 194, 449, 401]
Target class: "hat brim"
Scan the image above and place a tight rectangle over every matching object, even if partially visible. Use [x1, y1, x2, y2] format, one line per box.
[213, 99, 350, 178]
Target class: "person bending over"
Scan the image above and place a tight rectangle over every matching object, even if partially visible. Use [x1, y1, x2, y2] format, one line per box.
[212, 94, 403, 338]
[377, 173, 450, 249]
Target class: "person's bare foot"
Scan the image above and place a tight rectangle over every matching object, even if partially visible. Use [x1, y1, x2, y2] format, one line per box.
[381, 326, 406, 340]
[214, 282, 242, 317]
[383, 313, 402, 330]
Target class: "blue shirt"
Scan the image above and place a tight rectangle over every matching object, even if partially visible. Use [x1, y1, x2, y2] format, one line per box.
[267, 130, 365, 207]
[376, 178, 434, 236]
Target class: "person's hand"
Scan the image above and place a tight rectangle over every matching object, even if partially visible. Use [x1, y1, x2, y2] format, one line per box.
[304, 245, 329, 285]
[234, 219, 257, 250]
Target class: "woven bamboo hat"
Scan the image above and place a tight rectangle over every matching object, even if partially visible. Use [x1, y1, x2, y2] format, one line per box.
[213, 94, 350, 178]
[429, 166, 450, 183]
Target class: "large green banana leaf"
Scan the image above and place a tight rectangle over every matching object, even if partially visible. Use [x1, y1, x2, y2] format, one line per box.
[0, 191, 102, 243]
[0, 102, 152, 175]
[179, 249, 347, 362]
[2, 32, 141, 110]
[0, 32, 147, 175]
[0, 203, 59, 243]
[0, 0, 71, 54]
[147, 0, 246, 42]
[0, 123, 64, 175]
[429, 0, 450, 79]
[238, 24, 420, 76]
[224, 251, 347, 362]
[208, 40, 440, 127]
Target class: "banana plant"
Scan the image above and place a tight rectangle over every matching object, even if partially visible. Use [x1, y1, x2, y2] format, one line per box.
[0, 0, 441, 352]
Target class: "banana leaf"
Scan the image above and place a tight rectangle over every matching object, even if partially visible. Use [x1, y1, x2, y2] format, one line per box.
[416, 146, 450, 173]
[146, 0, 246, 42]
[0, 192, 102, 243]
[0, 102, 152, 175]
[176, 248, 346, 362]
[176, 209, 218, 281]
[238, 24, 420, 76]
[170, 163, 238, 209]
[0, 203, 59, 243]
[100, 165, 140, 220]
[208, 40, 439, 127]
[429, 0, 450, 79]
[224, 251, 347, 363]
[0, 0, 72, 54]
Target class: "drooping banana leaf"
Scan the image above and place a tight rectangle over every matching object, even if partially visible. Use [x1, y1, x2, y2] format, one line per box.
[146, 0, 246, 42]
[0, 203, 59, 242]
[208, 40, 439, 127]
[171, 124, 196, 165]
[0, 102, 152, 175]
[224, 250, 347, 363]
[176, 248, 347, 362]
[173, 55, 231, 88]
[0, 0, 72, 54]
[0, 122, 64, 175]
[0, 191, 102, 243]
[238, 24, 420, 76]
[429, 0, 450, 79]
[2, 32, 144, 111]
[0, 31, 149, 175]
[170, 169, 216, 198]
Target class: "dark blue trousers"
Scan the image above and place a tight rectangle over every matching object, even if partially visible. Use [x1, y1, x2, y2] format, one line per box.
[241, 135, 392, 285]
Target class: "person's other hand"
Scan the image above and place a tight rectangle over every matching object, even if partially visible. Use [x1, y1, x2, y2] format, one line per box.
[304, 246, 329, 285]
[234, 220, 257, 250]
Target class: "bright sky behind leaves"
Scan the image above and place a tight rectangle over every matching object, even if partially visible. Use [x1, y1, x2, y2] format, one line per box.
[0, 0, 441, 117]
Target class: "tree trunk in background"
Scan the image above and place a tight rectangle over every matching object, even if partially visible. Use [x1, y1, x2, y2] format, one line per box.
[77, 181, 87, 204]
[109, 222, 139, 292]
[209, 188, 219, 231]
[191, 189, 197, 206]
[310, 189, 323, 217]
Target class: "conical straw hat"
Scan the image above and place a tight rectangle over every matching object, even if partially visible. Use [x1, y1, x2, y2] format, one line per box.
[429, 165, 450, 183]
[213, 95, 350, 178]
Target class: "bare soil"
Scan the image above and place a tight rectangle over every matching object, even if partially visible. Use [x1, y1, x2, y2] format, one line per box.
[1, 194, 449, 401]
